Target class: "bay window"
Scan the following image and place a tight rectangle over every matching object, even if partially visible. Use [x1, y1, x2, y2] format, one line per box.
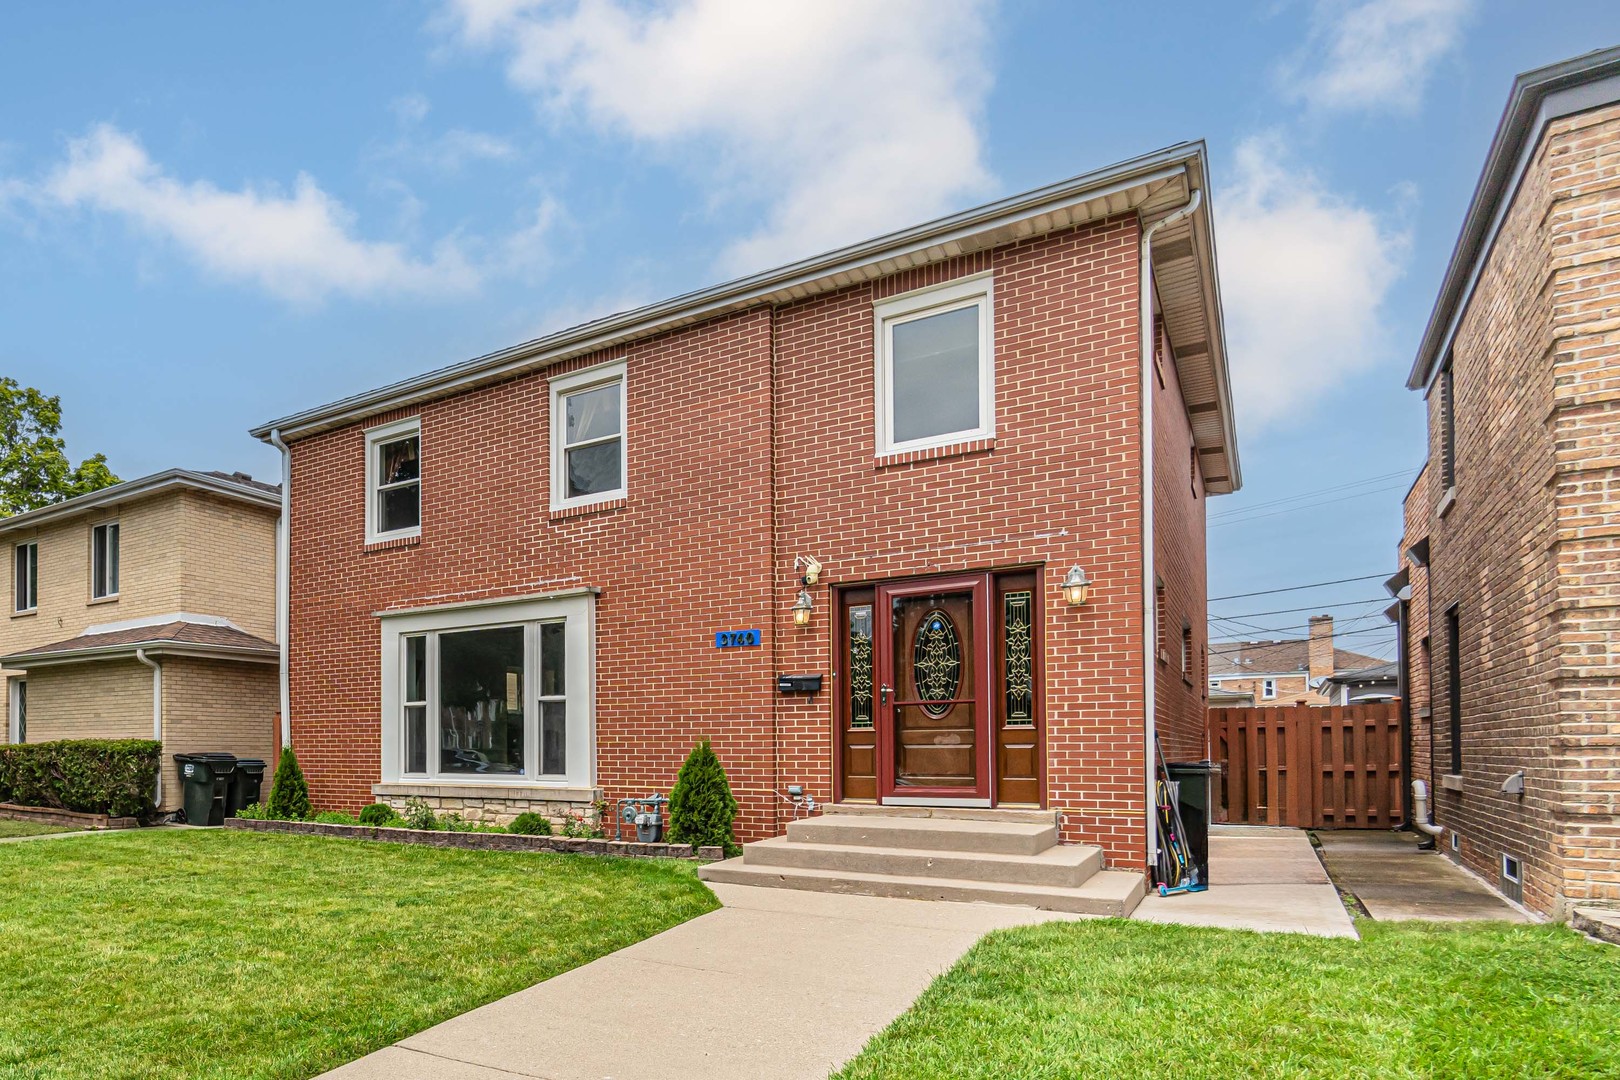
[380, 593, 594, 787]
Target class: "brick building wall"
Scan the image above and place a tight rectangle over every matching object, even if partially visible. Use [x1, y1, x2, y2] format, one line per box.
[1413, 101, 1620, 916]
[1400, 464, 1433, 793]
[161, 658, 278, 811]
[285, 214, 1207, 869]
[23, 660, 152, 742]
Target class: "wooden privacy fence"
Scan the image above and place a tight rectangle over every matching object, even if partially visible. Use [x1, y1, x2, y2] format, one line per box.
[1208, 703, 1404, 829]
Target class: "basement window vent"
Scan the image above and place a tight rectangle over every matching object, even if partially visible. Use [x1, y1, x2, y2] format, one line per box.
[1501, 854, 1523, 904]
[1450, 831, 1461, 855]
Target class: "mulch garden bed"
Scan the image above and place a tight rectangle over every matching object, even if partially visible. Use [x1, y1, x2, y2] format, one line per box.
[225, 816, 725, 860]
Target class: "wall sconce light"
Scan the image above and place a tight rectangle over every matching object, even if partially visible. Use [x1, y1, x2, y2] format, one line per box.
[792, 589, 814, 626]
[794, 555, 823, 586]
[1060, 566, 1091, 606]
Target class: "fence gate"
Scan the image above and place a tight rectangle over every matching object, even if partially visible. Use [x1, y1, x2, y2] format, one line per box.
[1207, 703, 1404, 829]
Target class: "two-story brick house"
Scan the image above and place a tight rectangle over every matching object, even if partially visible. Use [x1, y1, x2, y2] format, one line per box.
[0, 469, 281, 813]
[252, 142, 1240, 886]
[1395, 47, 1620, 917]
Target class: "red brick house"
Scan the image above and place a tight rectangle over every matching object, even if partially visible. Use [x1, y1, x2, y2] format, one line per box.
[1394, 48, 1620, 917]
[251, 142, 1239, 881]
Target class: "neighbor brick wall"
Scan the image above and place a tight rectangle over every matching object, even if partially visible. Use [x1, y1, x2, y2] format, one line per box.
[285, 214, 1199, 870]
[1400, 464, 1433, 795]
[160, 657, 278, 812]
[22, 660, 151, 743]
[1416, 100, 1620, 916]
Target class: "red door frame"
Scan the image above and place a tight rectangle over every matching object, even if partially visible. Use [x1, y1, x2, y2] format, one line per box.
[875, 573, 994, 804]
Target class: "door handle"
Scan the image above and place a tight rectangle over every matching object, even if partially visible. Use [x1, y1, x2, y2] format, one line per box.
[880, 685, 893, 706]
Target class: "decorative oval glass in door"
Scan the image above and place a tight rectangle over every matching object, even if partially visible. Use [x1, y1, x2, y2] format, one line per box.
[912, 608, 962, 716]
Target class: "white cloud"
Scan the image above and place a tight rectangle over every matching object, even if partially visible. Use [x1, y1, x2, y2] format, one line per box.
[442, 0, 995, 274]
[1217, 133, 1409, 429]
[1282, 0, 1472, 112]
[24, 125, 480, 303]
[380, 92, 517, 172]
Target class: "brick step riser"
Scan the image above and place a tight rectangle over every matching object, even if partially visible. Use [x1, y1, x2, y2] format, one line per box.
[823, 804, 1059, 826]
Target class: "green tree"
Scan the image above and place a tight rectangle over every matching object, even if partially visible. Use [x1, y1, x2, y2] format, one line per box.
[667, 738, 740, 857]
[0, 378, 119, 515]
[265, 746, 313, 821]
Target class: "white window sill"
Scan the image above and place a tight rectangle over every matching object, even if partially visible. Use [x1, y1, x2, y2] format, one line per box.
[549, 492, 628, 518]
[366, 528, 421, 548]
[1435, 486, 1458, 519]
[10, 608, 36, 619]
[88, 595, 119, 606]
[374, 780, 600, 803]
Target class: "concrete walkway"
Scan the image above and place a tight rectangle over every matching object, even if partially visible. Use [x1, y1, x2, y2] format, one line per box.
[1131, 826, 1357, 938]
[1314, 830, 1528, 922]
[321, 882, 1088, 1080]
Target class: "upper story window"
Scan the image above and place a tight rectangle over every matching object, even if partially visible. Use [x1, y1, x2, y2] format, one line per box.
[13, 542, 37, 612]
[1262, 678, 1276, 699]
[90, 522, 119, 599]
[1438, 362, 1457, 491]
[366, 418, 422, 543]
[550, 361, 627, 511]
[874, 273, 995, 455]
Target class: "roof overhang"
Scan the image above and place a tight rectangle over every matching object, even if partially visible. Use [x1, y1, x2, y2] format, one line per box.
[251, 142, 1241, 486]
[0, 469, 280, 539]
[0, 641, 280, 669]
[1408, 46, 1620, 391]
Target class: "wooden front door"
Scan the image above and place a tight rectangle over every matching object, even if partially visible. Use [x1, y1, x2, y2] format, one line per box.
[837, 569, 1043, 807]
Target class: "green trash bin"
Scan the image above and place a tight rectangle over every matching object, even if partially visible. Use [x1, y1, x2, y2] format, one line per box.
[227, 759, 268, 817]
[173, 753, 237, 826]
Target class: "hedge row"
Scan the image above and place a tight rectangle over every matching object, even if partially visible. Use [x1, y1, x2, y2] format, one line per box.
[0, 739, 161, 820]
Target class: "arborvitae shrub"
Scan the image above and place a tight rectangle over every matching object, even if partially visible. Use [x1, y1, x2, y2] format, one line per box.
[667, 738, 740, 857]
[508, 811, 552, 835]
[265, 747, 313, 821]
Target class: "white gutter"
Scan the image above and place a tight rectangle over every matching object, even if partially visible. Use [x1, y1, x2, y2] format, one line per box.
[1139, 189, 1202, 869]
[135, 649, 163, 809]
[270, 429, 292, 751]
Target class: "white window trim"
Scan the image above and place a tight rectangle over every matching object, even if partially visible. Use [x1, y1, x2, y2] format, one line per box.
[1262, 679, 1277, 699]
[365, 417, 422, 545]
[8, 677, 24, 743]
[873, 272, 995, 456]
[550, 360, 628, 512]
[378, 593, 596, 789]
[14, 542, 37, 613]
[90, 522, 119, 600]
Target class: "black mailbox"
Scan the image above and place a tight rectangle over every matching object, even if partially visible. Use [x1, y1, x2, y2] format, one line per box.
[777, 674, 823, 694]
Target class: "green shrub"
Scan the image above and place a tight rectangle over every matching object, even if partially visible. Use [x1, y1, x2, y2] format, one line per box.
[0, 739, 161, 820]
[357, 803, 398, 826]
[234, 802, 269, 820]
[668, 738, 739, 856]
[561, 811, 604, 839]
[264, 747, 312, 821]
[400, 797, 437, 831]
[310, 811, 358, 825]
[508, 811, 552, 836]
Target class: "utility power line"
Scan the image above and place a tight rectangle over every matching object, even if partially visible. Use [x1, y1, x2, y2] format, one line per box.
[1209, 620, 1396, 645]
[1208, 483, 1412, 528]
[1207, 467, 1419, 521]
[1208, 573, 1391, 602]
[1207, 596, 1389, 620]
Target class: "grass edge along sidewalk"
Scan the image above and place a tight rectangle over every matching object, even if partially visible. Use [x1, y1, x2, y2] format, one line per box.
[835, 917, 1620, 1080]
[0, 828, 718, 1080]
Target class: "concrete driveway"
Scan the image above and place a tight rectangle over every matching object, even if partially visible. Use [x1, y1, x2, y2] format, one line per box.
[1131, 825, 1357, 938]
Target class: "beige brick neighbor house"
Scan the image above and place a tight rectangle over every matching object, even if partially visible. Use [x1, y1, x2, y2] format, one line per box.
[0, 469, 281, 814]
[1395, 47, 1620, 917]
[1208, 615, 1385, 707]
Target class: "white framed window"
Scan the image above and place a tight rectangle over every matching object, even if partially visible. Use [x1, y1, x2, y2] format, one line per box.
[91, 522, 119, 599]
[14, 542, 37, 612]
[550, 361, 627, 511]
[365, 418, 421, 544]
[873, 272, 995, 455]
[379, 593, 595, 787]
[1262, 679, 1276, 700]
[8, 678, 25, 743]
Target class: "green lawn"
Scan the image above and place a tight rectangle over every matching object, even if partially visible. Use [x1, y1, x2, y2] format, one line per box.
[0, 829, 719, 1080]
[835, 919, 1620, 1080]
[0, 819, 75, 839]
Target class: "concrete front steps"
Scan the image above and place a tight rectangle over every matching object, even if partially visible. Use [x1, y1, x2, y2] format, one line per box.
[699, 804, 1146, 916]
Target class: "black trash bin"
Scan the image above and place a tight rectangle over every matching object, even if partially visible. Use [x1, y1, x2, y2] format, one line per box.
[1166, 760, 1219, 886]
[174, 753, 236, 826]
[228, 759, 268, 817]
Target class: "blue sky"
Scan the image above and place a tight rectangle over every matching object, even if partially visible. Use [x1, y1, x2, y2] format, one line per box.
[4, 1, 1617, 662]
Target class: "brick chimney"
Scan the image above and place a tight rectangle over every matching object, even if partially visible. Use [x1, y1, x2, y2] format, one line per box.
[1308, 615, 1335, 682]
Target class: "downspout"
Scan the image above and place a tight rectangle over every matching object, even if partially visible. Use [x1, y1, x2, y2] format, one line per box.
[1411, 779, 1444, 839]
[269, 429, 292, 751]
[1139, 188, 1202, 870]
[136, 649, 162, 809]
